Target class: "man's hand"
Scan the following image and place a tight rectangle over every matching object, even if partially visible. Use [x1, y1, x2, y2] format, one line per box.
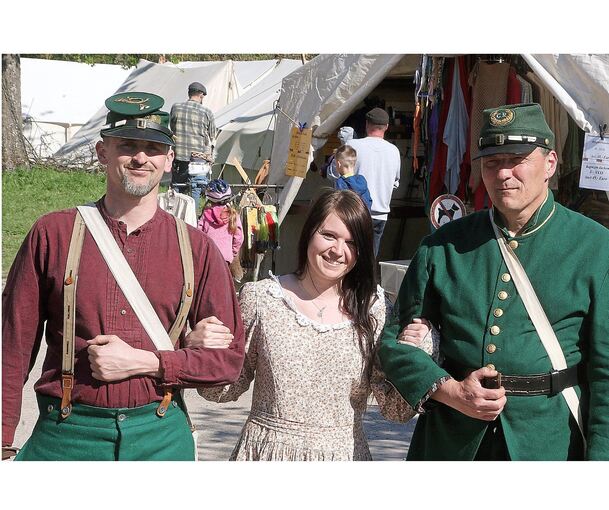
[431, 367, 507, 421]
[185, 316, 233, 349]
[397, 318, 431, 347]
[87, 335, 160, 381]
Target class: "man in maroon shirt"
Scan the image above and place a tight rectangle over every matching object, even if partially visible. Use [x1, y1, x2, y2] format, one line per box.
[2, 92, 245, 461]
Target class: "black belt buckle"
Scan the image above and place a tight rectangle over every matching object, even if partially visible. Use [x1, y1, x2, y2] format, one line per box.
[482, 372, 502, 389]
[550, 369, 570, 396]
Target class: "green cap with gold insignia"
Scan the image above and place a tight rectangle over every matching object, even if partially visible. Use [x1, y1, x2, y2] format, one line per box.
[100, 91, 174, 146]
[474, 103, 555, 160]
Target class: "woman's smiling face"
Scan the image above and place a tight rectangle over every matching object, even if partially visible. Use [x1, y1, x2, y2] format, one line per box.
[306, 212, 357, 284]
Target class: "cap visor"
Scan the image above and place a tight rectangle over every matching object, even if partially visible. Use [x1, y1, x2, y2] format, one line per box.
[101, 126, 174, 146]
[473, 144, 537, 160]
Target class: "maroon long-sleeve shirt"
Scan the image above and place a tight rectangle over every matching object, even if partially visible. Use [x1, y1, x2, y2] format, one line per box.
[2, 199, 245, 446]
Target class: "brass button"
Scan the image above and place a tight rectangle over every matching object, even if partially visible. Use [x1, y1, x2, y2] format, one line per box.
[498, 291, 508, 300]
[501, 273, 511, 283]
[493, 308, 504, 318]
[508, 240, 519, 250]
[490, 325, 501, 335]
[486, 344, 497, 354]
[486, 363, 496, 370]
[64, 276, 74, 286]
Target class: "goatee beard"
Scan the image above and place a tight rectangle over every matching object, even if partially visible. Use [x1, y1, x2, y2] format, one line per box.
[121, 173, 156, 197]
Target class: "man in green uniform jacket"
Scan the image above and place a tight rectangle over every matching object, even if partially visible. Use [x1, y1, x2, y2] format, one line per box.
[379, 103, 609, 460]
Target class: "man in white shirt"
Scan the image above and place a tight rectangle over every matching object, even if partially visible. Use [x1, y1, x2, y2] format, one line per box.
[347, 107, 401, 256]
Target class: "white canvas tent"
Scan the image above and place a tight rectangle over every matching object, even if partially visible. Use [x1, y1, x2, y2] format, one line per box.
[53, 59, 284, 165]
[267, 54, 419, 223]
[267, 53, 609, 224]
[54, 59, 239, 164]
[522, 54, 609, 136]
[214, 59, 302, 169]
[178, 59, 281, 96]
[20, 58, 132, 159]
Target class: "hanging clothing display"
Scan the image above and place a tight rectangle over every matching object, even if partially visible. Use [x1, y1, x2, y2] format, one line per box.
[516, 74, 533, 103]
[443, 57, 470, 195]
[468, 61, 510, 191]
[454, 56, 473, 202]
[562, 115, 584, 177]
[238, 189, 280, 270]
[428, 59, 454, 201]
[413, 56, 444, 173]
[507, 67, 522, 104]
[526, 72, 569, 190]
[412, 102, 422, 172]
[412, 54, 588, 224]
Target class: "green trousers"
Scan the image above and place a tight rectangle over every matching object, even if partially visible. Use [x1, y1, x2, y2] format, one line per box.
[15, 394, 196, 461]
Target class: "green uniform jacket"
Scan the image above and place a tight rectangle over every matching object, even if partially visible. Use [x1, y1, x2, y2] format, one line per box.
[379, 192, 609, 460]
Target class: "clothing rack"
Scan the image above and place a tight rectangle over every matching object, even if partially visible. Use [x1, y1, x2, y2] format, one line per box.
[231, 184, 284, 276]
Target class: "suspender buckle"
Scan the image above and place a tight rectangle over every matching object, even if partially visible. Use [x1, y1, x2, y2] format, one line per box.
[156, 390, 173, 417]
[60, 374, 74, 419]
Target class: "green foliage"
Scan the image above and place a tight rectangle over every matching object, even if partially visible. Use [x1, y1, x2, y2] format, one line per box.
[23, 54, 313, 69]
[2, 166, 107, 276]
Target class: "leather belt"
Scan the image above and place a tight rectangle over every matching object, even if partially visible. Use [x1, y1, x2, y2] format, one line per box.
[444, 362, 581, 396]
[481, 365, 580, 396]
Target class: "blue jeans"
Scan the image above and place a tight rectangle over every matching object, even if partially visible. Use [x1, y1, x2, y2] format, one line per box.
[189, 174, 209, 213]
[372, 218, 386, 257]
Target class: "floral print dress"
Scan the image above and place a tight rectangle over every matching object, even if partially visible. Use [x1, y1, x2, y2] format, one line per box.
[198, 273, 437, 461]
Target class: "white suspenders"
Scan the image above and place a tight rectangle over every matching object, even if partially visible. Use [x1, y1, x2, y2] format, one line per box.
[60, 205, 195, 424]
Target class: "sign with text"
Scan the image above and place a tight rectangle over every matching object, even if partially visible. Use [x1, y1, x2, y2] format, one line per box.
[579, 133, 609, 191]
[285, 127, 312, 178]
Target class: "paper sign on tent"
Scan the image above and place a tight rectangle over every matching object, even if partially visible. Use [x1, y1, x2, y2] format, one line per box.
[285, 126, 312, 178]
[579, 133, 609, 192]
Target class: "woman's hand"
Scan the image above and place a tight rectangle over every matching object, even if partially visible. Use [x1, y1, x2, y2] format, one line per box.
[397, 318, 432, 347]
[185, 316, 234, 349]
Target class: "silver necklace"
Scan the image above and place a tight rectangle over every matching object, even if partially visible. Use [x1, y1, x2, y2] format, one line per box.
[299, 275, 328, 319]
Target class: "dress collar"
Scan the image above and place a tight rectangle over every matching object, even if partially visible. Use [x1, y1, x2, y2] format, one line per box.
[266, 271, 385, 333]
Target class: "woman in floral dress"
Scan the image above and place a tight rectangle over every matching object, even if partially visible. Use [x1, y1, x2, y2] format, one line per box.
[189, 189, 437, 460]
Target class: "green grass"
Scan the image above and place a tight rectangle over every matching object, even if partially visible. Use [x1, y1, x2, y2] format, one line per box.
[2, 166, 107, 276]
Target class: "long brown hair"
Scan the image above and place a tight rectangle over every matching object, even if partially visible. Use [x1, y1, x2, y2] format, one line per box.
[295, 189, 378, 362]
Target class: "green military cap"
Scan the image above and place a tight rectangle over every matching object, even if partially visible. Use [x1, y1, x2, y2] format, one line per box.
[100, 91, 174, 146]
[474, 103, 555, 159]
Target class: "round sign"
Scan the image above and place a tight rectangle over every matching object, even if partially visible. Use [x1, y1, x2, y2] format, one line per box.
[430, 194, 466, 229]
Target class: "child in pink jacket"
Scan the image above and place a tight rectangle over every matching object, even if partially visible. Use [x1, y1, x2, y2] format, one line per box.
[198, 179, 244, 263]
